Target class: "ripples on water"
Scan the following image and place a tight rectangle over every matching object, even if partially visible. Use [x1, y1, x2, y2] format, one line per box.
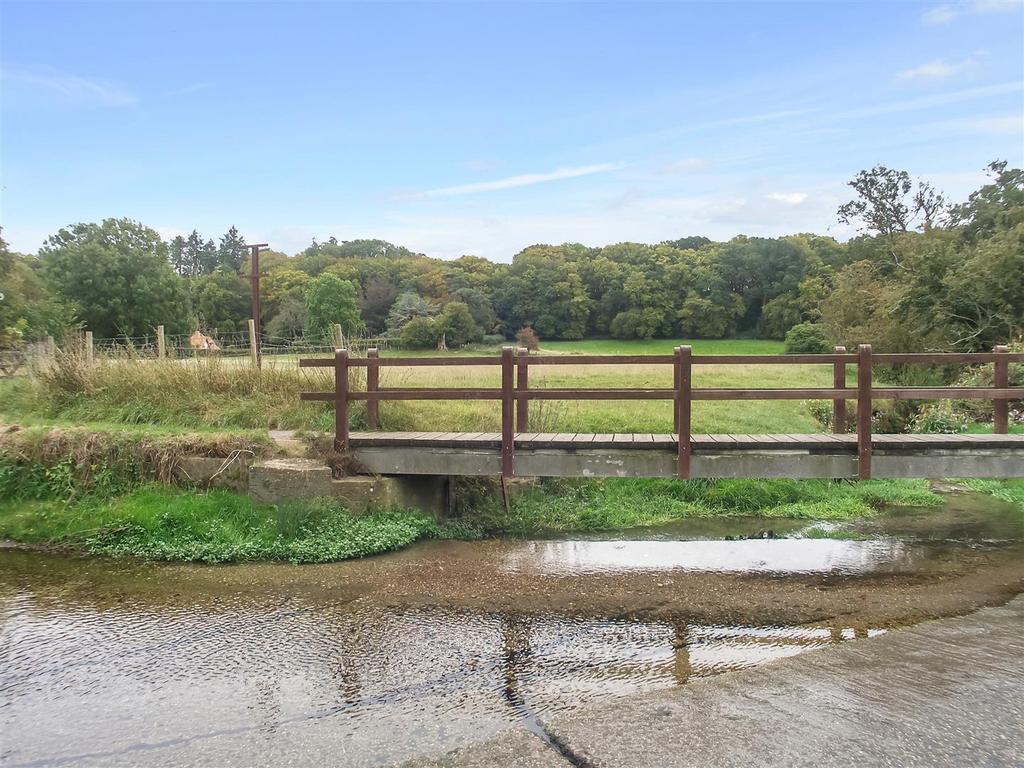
[2, 492, 1019, 767]
[1, 570, 877, 767]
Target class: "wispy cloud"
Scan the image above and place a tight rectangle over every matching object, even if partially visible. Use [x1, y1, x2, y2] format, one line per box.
[957, 115, 1023, 133]
[833, 81, 1022, 121]
[420, 162, 625, 198]
[165, 81, 212, 97]
[1, 66, 137, 107]
[923, 0, 1022, 25]
[661, 157, 707, 173]
[767, 192, 808, 205]
[897, 57, 979, 81]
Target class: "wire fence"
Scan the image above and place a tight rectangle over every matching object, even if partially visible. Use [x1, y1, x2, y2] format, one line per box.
[89, 331, 391, 360]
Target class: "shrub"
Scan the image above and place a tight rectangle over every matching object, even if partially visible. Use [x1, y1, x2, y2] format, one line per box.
[515, 326, 540, 351]
[806, 400, 834, 431]
[911, 402, 969, 434]
[399, 316, 440, 349]
[304, 273, 364, 341]
[437, 301, 481, 347]
[784, 323, 831, 354]
[610, 308, 663, 340]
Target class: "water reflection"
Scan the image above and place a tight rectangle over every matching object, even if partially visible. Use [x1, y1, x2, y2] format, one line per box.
[0, 568, 876, 768]
[503, 538, 916, 576]
[1, 491, 1019, 766]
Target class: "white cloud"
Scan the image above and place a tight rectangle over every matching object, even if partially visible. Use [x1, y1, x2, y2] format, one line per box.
[958, 115, 1023, 133]
[923, 5, 960, 23]
[833, 81, 1022, 122]
[897, 57, 978, 81]
[1, 67, 137, 107]
[419, 162, 625, 198]
[923, 0, 1022, 24]
[461, 158, 503, 172]
[661, 157, 708, 173]
[165, 82, 212, 97]
[767, 192, 809, 205]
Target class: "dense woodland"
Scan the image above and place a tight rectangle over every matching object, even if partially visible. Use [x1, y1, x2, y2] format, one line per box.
[1, 162, 1021, 353]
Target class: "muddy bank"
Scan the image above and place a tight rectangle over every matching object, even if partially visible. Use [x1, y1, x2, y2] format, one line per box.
[2, 536, 1021, 630]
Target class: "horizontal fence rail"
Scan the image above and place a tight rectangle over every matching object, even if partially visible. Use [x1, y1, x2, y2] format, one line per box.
[299, 345, 1024, 479]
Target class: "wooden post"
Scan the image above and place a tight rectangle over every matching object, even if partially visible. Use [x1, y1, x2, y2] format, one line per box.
[334, 324, 344, 349]
[84, 331, 94, 366]
[501, 346, 515, 478]
[46, 335, 56, 358]
[994, 345, 1009, 434]
[832, 345, 847, 433]
[516, 347, 529, 432]
[156, 325, 166, 359]
[675, 345, 692, 479]
[247, 243, 268, 369]
[366, 347, 380, 429]
[248, 319, 259, 367]
[673, 348, 681, 433]
[857, 344, 872, 480]
[334, 348, 349, 450]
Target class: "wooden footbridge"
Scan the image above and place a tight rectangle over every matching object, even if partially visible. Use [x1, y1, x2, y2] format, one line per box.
[300, 345, 1024, 480]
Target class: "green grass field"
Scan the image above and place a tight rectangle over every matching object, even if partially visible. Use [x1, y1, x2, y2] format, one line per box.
[304, 338, 826, 433]
[2, 337, 1017, 436]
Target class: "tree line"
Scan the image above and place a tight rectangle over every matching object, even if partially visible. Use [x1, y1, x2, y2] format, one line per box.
[0, 161, 1020, 353]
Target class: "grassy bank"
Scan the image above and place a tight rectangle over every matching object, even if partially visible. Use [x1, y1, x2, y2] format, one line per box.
[0, 424, 271, 499]
[460, 476, 949, 535]
[0, 486, 456, 563]
[1, 448, 1020, 562]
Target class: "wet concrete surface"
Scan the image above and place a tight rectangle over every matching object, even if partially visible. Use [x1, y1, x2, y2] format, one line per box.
[0, 492, 1021, 767]
[537, 596, 1024, 768]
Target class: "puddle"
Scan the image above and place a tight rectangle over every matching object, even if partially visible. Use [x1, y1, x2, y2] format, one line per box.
[502, 538, 917, 575]
[0, 491, 1020, 767]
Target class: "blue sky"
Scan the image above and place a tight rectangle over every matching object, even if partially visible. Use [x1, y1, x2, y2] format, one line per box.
[2, 0, 1022, 260]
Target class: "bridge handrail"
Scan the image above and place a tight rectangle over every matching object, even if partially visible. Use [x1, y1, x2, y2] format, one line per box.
[298, 344, 1022, 480]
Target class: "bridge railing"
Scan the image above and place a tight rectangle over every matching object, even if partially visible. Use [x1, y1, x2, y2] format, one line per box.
[299, 344, 1023, 479]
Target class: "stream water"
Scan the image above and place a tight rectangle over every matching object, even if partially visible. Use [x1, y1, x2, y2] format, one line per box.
[0, 492, 1021, 767]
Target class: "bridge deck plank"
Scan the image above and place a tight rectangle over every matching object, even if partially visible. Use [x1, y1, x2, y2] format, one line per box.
[347, 431, 1024, 451]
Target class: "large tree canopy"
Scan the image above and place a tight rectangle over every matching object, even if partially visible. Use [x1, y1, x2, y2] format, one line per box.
[303, 273, 364, 341]
[40, 218, 189, 338]
[18, 160, 1022, 354]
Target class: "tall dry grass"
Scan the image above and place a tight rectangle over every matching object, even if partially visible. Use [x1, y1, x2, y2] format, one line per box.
[4, 342, 844, 434]
[15, 347, 363, 431]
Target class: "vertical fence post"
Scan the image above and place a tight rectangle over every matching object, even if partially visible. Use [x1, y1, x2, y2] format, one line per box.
[673, 348, 681, 433]
[248, 319, 259, 368]
[832, 345, 847, 434]
[335, 348, 349, 451]
[334, 324, 344, 349]
[675, 345, 692, 479]
[366, 347, 380, 429]
[857, 344, 872, 480]
[84, 331, 94, 366]
[501, 346, 515, 478]
[993, 345, 1009, 434]
[156, 325, 166, 359]
[46, 335, 56, 358]
[516, 347, 529, 432]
